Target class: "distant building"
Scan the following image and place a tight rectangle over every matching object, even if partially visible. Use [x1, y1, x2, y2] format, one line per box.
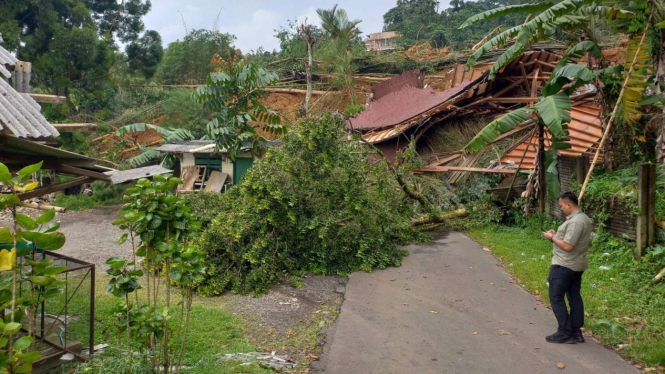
[365, 31, 398, 52]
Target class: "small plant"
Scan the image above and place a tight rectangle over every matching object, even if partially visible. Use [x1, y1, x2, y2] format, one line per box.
[110, 174, 204, 373]
[0, 161, 67, 373]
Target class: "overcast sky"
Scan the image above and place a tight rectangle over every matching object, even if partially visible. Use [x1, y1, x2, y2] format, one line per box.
[143, 0, 429, 53]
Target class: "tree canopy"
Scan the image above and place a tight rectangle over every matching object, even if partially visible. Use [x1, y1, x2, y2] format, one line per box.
[382, 0, 528, 50]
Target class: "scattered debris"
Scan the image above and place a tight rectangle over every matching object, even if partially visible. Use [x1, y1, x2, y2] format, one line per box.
[557, 362, 565, 369]
[218, 351, 297, 370]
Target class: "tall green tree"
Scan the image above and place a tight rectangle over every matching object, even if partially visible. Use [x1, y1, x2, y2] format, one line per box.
[155, 29, 236, 85]
[0, 0, 153, 93]
[126, 30, 164, 79]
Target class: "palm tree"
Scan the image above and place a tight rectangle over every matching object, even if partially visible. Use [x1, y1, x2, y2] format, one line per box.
[317, 5, 362, 98]
[116, 123, 196, 167]
[316, 5, 362, 48]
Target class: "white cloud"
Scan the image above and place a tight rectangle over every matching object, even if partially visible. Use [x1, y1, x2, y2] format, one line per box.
[223, 9, 282, 53]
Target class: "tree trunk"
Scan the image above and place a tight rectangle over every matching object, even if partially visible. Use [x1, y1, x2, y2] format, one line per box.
[304, 41, 313, 116]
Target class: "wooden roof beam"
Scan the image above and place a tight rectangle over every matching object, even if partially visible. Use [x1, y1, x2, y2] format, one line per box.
[52, 123, 98, 132]
[25, 93, 67, 104]
[18, 177, 94, 201]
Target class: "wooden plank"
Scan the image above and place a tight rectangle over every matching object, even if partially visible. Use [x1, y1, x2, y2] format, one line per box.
[647, 163, 657, 246]
[26, 94, 67, 105]
[519, 62, 530, 91]
[204, 171, 228, 192]
[636, 163, 650, 259]
[18, 177, 94, 201]
[530, 68, 540, 107]
[51, 123, 97, 132]
[54, 164, 110, 181]
[576, 155, 589, 183]
[486, 97, 542, 103]
[538, 123, 547, 214]
[417, 166, 517, 174]
[178, 166, 198, 192]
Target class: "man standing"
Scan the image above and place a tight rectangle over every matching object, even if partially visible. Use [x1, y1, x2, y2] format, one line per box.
[542, 191, 592, 344]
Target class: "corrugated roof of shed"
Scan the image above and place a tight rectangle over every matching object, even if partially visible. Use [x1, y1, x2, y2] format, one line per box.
[0, 78, 60, 138]
[0, 44, 17, 79]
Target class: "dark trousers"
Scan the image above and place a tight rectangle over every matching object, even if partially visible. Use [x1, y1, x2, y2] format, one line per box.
[548, 265, 584, 336]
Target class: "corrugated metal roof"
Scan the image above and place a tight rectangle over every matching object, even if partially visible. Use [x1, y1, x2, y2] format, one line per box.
[500, 100, 603, 169]
[0, 44, 17, 79]
[155, 140, 217, 154]
[349, 78, 481, 132]
[0, 78, 59, 138]
[104, 165, 172, 184]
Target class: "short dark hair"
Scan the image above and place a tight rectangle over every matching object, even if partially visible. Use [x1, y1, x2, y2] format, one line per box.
[559, 191, 579, 206]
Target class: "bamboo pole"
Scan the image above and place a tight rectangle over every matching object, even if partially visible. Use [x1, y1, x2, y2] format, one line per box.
[17, 202, 67, 213]
[579, 15, 652, 201]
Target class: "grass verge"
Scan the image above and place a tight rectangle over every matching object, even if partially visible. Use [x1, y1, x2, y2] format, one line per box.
[44, 275, 325, 373]
[467, 222, 665, 369]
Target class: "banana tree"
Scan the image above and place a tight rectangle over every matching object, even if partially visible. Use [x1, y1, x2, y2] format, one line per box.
[115, 123, 196, 167]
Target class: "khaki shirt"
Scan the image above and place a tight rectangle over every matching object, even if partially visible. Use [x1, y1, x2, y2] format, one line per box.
[552, 210, 592, 272]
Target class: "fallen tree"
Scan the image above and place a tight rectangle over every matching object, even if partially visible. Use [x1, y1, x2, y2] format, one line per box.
[196, 114, 426, 296]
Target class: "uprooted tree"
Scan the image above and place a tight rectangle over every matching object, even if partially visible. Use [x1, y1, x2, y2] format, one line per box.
[196, 114, 426, 296]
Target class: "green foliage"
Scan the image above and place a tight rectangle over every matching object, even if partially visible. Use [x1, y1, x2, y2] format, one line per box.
[344, 103, 366, 116]
[54, 181, 125, 211]
[126, 30, 164, 79]
[197, 114, 422, 296]
[155, 29, 236, 85]
[0, 162, 68, 373]
[193, 56, 284, 161]
[182, 192, 226, 229]
[0, 0, 151, 93]
[110, 174, 204, 372]
[317, 5, 364, 93]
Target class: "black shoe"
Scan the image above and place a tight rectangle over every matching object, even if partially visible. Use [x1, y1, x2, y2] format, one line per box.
[546, 331, 576, 344]
[573, 331, 585, 343]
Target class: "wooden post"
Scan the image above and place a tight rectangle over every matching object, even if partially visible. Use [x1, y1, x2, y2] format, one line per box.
[636, 163, 656, 259]
[576, 155, 590, 184]
[647, 163, 657, 247]
[12, 61, 31, 93]
[538, 123, 547, 214]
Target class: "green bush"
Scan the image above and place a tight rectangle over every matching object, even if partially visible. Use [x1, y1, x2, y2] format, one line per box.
[197, 114, 422, 296]
[182, 192, 226, 228]
[54, 181, 125, 211]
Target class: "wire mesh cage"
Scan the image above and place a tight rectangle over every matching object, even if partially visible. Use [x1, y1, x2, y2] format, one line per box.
[15, 249, 96, 373]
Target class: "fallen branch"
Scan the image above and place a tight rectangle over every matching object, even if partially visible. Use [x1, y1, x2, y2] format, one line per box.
[17, 202, 67, 213]
[654, 266, 665, 282]
[412, 208, 467, 226]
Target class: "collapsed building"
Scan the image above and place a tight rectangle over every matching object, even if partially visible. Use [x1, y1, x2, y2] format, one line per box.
[347, 49, 605, 204]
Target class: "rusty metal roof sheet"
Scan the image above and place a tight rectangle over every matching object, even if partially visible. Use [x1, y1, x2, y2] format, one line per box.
[500, 100, 603, 169]
[0, 44, 17, 79]
[349, 79, 480, 132]
[372, 69, 424, 100]
[0, 78, 59, 138]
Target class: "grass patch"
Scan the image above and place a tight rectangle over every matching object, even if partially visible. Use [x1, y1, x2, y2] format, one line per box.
[468, 221, 665, 367]
[43, 275, 288, 374]
[54, 181, 125, 211]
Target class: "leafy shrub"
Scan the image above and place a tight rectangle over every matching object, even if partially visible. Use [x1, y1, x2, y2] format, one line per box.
[182, 192, 226, 228]
[197, 114, 422, 296]
[54, 181, 125, 211]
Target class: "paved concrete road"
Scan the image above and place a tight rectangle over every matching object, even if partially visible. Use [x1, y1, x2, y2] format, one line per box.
[313, 232, 639, 374]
